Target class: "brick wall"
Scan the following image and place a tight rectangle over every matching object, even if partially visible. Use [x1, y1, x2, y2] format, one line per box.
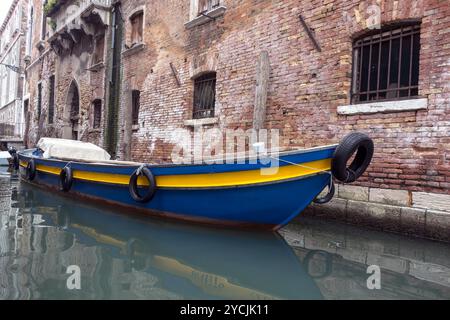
[115, 0, 449, 195]
[26, 0, 449, 195]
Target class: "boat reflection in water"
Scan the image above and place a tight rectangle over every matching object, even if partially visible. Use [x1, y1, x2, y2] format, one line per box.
[7, 183, 323, 300]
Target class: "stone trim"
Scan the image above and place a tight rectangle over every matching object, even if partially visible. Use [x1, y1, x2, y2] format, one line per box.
[413, 192, 450, 212]
[122, 43, 146, 57]
[88, 62, 105, 72]
[305, 185, 450, 242]
[337, 98, 428, 115]
[184, 117, 219, 127]
[185, 6, 227, 29]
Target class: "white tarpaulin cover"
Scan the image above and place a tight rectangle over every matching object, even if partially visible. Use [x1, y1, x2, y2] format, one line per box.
[0, 151, 11, 166]
[37, 138, 111, 162]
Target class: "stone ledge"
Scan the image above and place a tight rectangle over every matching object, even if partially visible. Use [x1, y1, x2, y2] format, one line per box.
[308, 199, 450, 242]
[338, 185, 369, 202]
[185, 6, 227, 29]
[413, 192, 450, 212]
[184, 117, 219, 127]
[369, 188, 410, 207]
[122, 43, 146, 57]
[337, 98, 428, 115]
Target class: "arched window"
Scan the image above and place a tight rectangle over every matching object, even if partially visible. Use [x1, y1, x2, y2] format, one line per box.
[193, 72, 216, 119]
[93, 99, 102, 129]
[352, 22, 421, 104]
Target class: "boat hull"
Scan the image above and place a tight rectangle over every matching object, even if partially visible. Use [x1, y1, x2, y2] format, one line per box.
[18, 146, 336, 230]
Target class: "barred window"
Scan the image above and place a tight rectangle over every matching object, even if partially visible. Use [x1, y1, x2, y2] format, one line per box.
[352, 23, 421, 104]
[48, 75, 55, 124]
[132, 90, 140, 125]
[193, 73, 216, 119]
[93, 99, 102, 129]
[198, 0, 220, 15]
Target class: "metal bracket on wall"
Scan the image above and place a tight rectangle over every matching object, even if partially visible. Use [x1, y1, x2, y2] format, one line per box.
[199, 11, 216, 21]
[299, 15, 322, 52]
[169, 62, 181, 87]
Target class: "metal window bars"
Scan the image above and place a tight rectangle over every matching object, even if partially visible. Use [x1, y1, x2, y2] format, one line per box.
[193, 73, 216, 119]
[352, 23, 421, 104]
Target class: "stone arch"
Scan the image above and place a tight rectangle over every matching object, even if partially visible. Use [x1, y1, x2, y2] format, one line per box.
[62, 80, 80, 140]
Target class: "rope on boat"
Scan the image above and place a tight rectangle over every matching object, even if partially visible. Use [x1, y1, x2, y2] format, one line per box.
[63, 161, 73, 170]
[268, 156, 334, 190]
[136, 164, 147, 176]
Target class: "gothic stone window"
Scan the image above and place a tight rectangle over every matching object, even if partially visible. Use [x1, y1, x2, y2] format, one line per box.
[193, 72, 216, 119]
[130, 11, 144, 46]
[352, 23, 421, 104]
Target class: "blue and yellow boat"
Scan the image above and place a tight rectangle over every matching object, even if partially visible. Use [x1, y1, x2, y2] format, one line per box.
[17, 133, 374, 230]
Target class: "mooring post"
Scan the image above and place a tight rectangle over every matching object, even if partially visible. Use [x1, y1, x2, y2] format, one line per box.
[253, 51, 270, 131]
[122, 82, 133, 161]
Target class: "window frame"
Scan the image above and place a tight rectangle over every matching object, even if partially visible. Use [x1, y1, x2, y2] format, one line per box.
[132, 90, 140, 126]
[351, 22, 421, 105]
[37, 82, 42, 121]
[92, 34, 106, 65]
[92, 99, 102, 129]
[129, 10, 144, 47]
[193, 72, 217, 120]
[198, 0, 221, 16]
[48, 75, 55, 124]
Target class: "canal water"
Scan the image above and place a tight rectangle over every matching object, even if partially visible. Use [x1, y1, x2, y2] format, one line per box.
[1, 172, 449, 300]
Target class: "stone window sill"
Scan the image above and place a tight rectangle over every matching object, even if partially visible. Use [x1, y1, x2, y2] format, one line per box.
[185, 6, 227, 29]
[337, 98, 428, 116]
[132, 125, 140, 131]
[88, 62, 105, 72]
[122, 43, 146, 57]
[184, 117, 219, 127]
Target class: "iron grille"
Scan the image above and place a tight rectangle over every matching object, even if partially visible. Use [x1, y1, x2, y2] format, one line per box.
[352, 23, 421, 104]
[132, 90, 140, 125]
[193, 73, 216, 119]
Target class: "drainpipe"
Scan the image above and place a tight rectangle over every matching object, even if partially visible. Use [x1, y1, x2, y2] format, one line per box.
[104, 1, 123, 159]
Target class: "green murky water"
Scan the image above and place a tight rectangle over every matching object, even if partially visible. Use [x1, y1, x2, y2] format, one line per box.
[0, 172, 449, 300]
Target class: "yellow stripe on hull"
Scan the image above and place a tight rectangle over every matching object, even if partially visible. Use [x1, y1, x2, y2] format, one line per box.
[20, 159, 332, 188]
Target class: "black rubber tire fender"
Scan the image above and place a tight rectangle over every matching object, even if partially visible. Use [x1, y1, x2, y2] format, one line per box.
[60, 166, 74, 192]
[26, 159, 37, 181]
[313, 180, 336, 204]
[332, 133, 374, 183]
[129, 167, 157, 203]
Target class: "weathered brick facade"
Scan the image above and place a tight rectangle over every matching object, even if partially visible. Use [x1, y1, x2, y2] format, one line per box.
[25, 0, 449, 196]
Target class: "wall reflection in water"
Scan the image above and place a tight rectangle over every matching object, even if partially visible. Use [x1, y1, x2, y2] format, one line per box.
[281, 220, 450, 300]
[1, 175, 450, 300]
